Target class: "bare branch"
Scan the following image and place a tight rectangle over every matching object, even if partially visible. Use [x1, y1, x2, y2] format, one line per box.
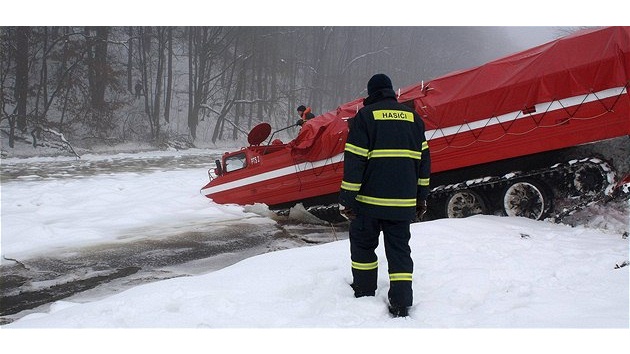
[341, 47, 391, 75]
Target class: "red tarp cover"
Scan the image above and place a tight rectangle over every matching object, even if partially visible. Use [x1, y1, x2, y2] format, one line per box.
[288, 113, 348, 162]
[397, 26, 630, 130]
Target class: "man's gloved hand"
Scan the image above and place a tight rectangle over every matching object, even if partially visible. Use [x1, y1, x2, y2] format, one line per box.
[339, 204, 356, 221]
[416, 199, 427, 221]
[296, 119, 304, 126]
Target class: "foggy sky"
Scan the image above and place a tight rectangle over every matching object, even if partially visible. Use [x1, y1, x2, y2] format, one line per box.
[502, 26, 577, 50]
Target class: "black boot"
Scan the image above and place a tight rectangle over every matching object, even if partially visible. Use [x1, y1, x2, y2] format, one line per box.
[388, 305, 409, 318]
[388, 296, 410, 317]
[350, 283, 375, 297]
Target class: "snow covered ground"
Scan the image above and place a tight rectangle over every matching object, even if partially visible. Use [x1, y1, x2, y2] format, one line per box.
[1, 148, 628, 352]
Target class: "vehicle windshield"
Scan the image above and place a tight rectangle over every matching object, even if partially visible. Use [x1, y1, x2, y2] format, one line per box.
[224, 153, 247, 172]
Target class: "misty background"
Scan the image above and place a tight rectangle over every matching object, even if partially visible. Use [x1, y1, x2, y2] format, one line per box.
[0, 26, 575, 155]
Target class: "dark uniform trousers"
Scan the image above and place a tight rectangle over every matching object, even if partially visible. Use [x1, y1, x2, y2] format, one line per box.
[350, 213, 413, 307]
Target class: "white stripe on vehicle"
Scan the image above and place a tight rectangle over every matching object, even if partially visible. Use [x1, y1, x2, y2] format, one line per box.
[201, 152, 345, 195]
[424, 86, 627, 140]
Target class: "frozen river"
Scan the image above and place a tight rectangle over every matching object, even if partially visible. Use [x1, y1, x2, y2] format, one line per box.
[0, 149, 348, 325]
[0, 150, 216, 182]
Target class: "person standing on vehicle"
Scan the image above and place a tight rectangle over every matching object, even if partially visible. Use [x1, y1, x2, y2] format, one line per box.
[339, 73, 431, 317]
[296, 105, 315, 126]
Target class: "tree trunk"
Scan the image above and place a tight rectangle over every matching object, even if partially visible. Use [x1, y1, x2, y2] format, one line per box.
[15, 26, 30, 133]
[139, 27, 153, 134]
[188, 27, 214, 141]
[164, 27, 173, 123]
[127, 26, 133, 93]
[86, 26, 108, 111]
[187, 27, 197, 140]
[34, 26, 48, 121]
[287, 28, 298, 127]
[152, 27, 166, 140]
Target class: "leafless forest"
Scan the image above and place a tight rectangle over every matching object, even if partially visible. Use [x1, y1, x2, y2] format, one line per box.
[1, 26, 547, 152]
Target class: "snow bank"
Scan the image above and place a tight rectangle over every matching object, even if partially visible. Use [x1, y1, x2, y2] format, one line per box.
[5, 216, 627, 329]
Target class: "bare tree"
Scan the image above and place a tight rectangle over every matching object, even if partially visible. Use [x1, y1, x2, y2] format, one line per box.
[187, 27, 235, 141]
[85, 26, 108, 111]
[151, 27, 167, 139]
[126, 26, 133, 93]
[164, 27, 173, 123]
[15, 26, 29, 134]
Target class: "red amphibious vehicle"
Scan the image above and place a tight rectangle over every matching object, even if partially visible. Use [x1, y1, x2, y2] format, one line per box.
[201, 26, 630, 222]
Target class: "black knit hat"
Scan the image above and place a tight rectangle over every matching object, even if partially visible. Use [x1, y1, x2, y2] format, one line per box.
[297, 105, 306, 112]
[367, 73, 393, 96]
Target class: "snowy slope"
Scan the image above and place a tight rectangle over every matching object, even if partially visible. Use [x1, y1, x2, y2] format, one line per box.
[3, 215, 627, 328]
[1, 148, 628, 352]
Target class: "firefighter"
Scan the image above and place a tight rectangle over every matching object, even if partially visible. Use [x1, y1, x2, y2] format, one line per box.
[296, 105, 315, 126]
[339, 73, 431, 317]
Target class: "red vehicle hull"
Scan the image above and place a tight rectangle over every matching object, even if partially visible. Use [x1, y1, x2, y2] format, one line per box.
[202, 27, 630, 217]
[201, 115, 348, 209]
[201, 152, 345, 208]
